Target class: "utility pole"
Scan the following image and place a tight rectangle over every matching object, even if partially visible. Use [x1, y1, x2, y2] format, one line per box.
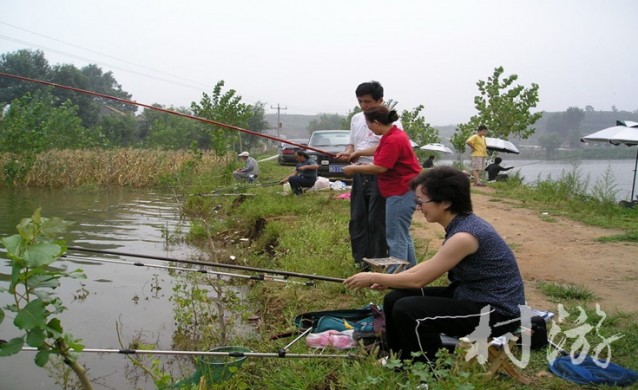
[270, 104, 287, 139]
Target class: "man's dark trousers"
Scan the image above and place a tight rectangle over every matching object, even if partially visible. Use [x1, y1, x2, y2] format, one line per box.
[349, 173, 388, 265]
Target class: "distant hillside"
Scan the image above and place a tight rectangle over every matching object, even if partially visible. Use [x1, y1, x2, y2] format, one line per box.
[267, 110, 638, 145]
[265, 114, 315, 140]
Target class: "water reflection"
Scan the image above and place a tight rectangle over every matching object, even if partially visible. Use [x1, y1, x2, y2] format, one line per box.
[0, 187, 250, 390]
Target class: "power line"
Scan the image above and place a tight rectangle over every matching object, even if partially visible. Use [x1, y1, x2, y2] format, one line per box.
[0, 33, 206, 92]
[0, 20, 210, 90]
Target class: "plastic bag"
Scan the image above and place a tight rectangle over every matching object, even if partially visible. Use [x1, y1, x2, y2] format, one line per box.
[306, 330, 356, 349]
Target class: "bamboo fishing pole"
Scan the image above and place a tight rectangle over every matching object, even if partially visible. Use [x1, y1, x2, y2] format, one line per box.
[20, 346, 357, 359]
[63, 255, 316, 287]
[66, 246, 345, 284]
[0, 72, 335, 158]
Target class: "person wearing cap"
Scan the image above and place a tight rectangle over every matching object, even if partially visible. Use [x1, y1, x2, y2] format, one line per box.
[465, 125, 488, 187]
[233, 151, 260, 182]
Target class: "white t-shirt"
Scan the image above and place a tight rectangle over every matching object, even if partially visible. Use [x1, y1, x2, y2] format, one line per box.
[349, 112, 403, 164]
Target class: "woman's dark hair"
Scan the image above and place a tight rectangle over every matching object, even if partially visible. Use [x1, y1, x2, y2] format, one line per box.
[296, 150, 310, 160]
[363, 106, 399, 125]
[410, 166, 473, 214]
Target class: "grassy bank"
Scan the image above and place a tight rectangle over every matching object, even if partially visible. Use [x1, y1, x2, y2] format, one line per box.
[177, 161, 638, 389]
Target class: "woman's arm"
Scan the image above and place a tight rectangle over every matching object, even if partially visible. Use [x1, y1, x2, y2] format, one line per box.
[342, 163, 388, 176]
[343, 232, 479, 290]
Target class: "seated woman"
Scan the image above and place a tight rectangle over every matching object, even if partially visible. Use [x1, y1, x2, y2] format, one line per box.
[280, 151, 319, 195]
[343, 166, 525, 364]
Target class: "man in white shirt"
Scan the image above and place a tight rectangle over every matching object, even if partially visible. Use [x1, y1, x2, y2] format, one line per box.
[336, 81, 402, 268]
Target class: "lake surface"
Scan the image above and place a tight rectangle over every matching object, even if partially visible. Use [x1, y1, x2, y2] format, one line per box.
[438, 158, 637, 201]
[0, 188, 245, 390]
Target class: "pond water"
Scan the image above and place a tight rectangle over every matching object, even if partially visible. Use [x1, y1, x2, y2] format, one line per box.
[437, 158, 637, 201]
[0, 188, 250, 389]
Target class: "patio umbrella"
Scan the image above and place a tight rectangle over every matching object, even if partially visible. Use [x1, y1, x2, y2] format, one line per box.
[420, 143, 454, 154]
[486, 137, 520, 154]
[581, 120, 638, 202]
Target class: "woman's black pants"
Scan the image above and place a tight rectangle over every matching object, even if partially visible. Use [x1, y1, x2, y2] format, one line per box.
[383, 287, 520, 362]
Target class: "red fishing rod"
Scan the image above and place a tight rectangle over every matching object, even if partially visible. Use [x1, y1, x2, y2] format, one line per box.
[0, 72, 334, 157]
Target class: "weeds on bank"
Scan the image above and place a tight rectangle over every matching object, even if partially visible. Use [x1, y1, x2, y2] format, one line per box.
[492, 165, 638, 236]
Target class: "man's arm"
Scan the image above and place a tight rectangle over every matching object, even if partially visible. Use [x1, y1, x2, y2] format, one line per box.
[466, 136, 476, 151]
[336, 144, 355, 160]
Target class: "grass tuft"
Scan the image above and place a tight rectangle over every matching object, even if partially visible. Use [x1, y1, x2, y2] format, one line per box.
[538, 281, 595, 301]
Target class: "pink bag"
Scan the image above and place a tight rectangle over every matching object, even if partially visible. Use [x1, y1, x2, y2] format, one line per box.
[306, 330, 356, 349]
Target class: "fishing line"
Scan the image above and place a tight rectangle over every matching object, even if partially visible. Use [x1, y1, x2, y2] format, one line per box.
[19, 346, 356, 359]
[0, 72, 335, 157]
[66, 246, 345, 284]
[62, 255, 315, 287]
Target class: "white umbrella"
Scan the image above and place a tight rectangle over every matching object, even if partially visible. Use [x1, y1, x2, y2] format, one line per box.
[581, 120, 638, 202]
[410, 140, 420, 149]
[420, 143, 453, 154]
[486, 137, 519, 154]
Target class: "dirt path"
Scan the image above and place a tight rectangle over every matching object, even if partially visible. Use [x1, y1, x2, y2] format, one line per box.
[411, 188, 638, 314]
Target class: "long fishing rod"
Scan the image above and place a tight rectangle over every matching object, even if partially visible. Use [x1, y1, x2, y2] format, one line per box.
[191, 180, 283, 196]
[0, 72, 335, 158]
[20, 346, 356, 359]
[66, 246, 345, 284]
[63, 255, 315, 287]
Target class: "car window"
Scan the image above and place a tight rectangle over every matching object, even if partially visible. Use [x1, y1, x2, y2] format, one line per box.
[309, 131, 350, 147]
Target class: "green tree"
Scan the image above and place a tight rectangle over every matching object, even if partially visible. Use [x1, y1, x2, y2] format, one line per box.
[453, 66, 542, 153]
[449, 124, 474, 156]
[49, 64, 99, 127]
[400, 105, 439, 147]
[0, 90, 104, 153]
[142, 106, 209, 150]
[190, 81, 251, 155]
[539, 132, 563, 159]
[0, 50, 134, 128]
[81, 64, 135, 115]
[0, 49, 51, 104]
[245, 102, 269, 151]
[95, 112, 138, 147]
[307, 113, 346, 132]
[563, 106, 585, 147]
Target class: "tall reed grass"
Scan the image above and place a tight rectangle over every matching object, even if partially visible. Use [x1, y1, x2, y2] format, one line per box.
[0, 149, 233, 188]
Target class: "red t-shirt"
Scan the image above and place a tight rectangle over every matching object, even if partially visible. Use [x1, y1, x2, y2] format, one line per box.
[373, 126, 422, 197]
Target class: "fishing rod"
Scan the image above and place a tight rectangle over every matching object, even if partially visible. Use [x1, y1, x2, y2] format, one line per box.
[0, 72, 335, 158]
[22, 344, 355, 359]
[66, 246, 345, 284]
[191, 180, 283, 196]
[63, 255, 316, 287]
[20, 346, 357, 359]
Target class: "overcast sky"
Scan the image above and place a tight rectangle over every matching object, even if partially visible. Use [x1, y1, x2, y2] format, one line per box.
[2, 0, 637, 125]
